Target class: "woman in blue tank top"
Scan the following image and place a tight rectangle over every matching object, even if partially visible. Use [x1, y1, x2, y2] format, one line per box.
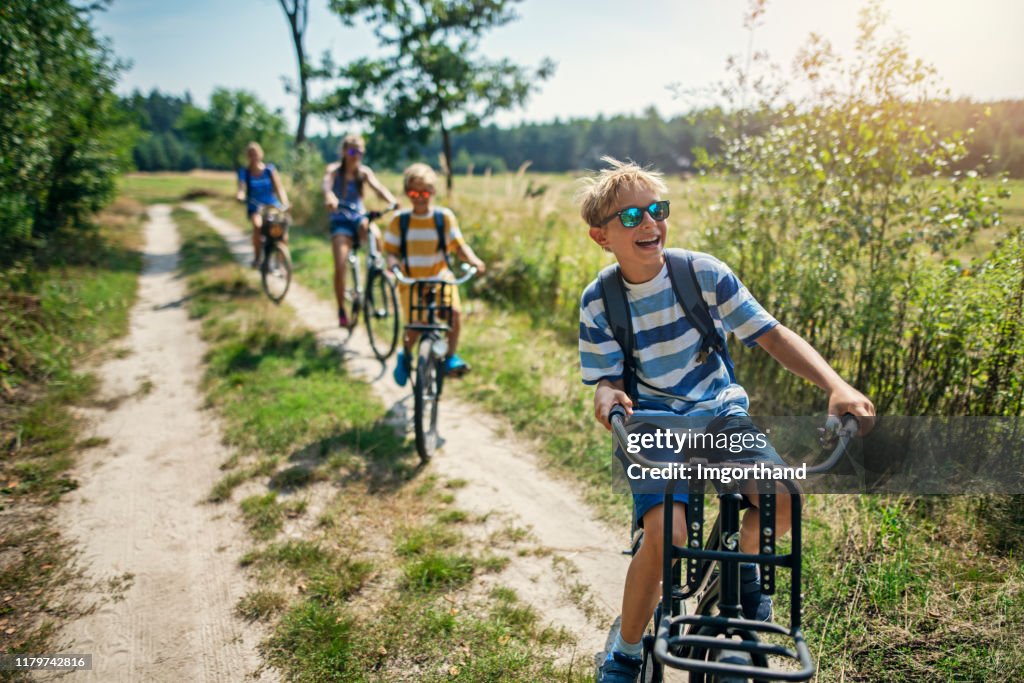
[236, 142, 290, 268]
[322, 134, 399, 328]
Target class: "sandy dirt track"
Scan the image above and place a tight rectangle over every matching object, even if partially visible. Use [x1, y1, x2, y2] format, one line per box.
[56, 205, 275, 682]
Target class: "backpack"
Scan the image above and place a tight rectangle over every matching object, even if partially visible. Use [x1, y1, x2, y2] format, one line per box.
[599, 248, 735, 402]
[398, 209, 449, 270]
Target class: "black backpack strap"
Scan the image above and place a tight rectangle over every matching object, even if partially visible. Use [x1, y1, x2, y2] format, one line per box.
[433, 209, 450, 268]
[598, 264, 638, 401]
[399, 211, 411, 269]
[244, 167, 251, 201]
[664, 248, 736, 382]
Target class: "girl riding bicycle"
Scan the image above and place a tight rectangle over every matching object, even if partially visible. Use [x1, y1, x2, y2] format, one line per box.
[322, 134, 400, 328]
[236, 141, 290, 269]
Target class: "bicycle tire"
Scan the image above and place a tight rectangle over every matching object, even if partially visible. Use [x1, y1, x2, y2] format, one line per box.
[343, 252, 361, 330]
[261, 242, 292, 304]
[413, 337, 441, 462]
[710, 647, 752, 683]
[364, 268, 399, 360]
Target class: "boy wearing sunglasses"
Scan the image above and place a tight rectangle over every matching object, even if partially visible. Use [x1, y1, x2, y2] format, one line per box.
[577, 157, 874, 683]
[383, 163, 486, 385]
[322, 134, 400, 327]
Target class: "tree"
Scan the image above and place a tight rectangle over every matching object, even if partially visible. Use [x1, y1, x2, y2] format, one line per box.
[0, 0, 136, 263]
[321, 0, 555, 192]
[278, 0, 311, 145]
[179, 88, 288, 169]
[121, 89, 202, 171]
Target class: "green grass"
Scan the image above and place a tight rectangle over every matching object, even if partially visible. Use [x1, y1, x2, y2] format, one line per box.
[799, 495, 1024, 681]
[236, 590, 288, 622]
[118, 171, 236, 205]
[0, 196, 145, 661]
[240, 493, 296, 541]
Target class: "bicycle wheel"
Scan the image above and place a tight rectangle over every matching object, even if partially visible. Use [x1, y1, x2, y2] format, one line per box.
[343, 253, 361, 330]
[261, 242, 292, 304]
[364, 268, 399, 360]
[413, 337, 442, 462]
[710, 645, 752, 683]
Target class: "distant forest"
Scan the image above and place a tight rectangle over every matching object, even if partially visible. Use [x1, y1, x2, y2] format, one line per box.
[121, 90, 1024, 177]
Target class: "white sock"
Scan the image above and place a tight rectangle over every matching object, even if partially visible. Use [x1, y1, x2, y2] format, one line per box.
[611, 630, 643, 657]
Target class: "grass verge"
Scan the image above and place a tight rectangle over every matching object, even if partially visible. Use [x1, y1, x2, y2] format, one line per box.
[0, 197, 145, 666]
[175, 207, 589, 681]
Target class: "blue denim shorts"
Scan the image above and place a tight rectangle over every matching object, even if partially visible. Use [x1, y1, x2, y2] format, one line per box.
[329, 214, 363, 240]
[247, 200, 282, 216]
[623, 413, 787, 527]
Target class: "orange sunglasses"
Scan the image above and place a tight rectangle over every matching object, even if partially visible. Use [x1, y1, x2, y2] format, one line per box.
[406, 189, 432, 199]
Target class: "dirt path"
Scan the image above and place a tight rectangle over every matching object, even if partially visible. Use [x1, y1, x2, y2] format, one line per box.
[57, 206, 275, 682]
[184, 203, 636, 669]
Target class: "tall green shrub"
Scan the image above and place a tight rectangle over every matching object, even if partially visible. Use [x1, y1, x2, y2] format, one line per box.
[695, 2, 1018, 416]
[0, 0, 135, 265]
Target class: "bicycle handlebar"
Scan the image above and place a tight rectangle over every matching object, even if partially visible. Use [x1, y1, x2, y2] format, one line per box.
[390, 263, 477, 286]
[364, 203, 400, 222]
[608, 405, 859, 476]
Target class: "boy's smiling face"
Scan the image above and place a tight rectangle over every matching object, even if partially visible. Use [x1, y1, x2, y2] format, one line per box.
[406, 178, 433, 214]
[588, 184, 667, 283]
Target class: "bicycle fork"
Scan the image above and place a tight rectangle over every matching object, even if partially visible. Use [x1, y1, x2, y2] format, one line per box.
[715, 489, 745, 620]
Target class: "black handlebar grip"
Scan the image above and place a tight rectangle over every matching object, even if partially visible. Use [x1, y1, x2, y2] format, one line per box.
[609, 404, 628, 424]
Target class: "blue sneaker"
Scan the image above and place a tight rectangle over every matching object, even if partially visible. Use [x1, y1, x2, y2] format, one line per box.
[444, 354, 469, 377]
[741, 563, 774, 622]
[393, 349, 411, 387]
[598, 651, 642, 683]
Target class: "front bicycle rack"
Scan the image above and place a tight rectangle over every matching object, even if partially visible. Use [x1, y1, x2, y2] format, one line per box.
[655, 471, 815, 682]
[404, 279, 454, 333]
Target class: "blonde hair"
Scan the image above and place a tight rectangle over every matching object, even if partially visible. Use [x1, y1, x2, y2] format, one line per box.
[576, 156, 667, 227]
[340, 134, 365, 155]
[246, 141, 264, 157]
[403, 162, 438, 192]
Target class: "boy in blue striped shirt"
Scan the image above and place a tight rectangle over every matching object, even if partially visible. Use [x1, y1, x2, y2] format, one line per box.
[579, 157, 874, 683]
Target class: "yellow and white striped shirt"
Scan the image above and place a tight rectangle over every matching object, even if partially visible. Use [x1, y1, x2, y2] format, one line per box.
[383, 208, 464, 278]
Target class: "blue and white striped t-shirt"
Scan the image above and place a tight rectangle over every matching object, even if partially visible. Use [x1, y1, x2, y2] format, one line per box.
[578, 251, 778, 416]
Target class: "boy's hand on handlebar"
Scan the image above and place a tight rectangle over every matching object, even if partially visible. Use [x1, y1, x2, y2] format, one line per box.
[468, 257, 486, 275]
[595, 382, 632, 431]
[827, 383, 875, 436]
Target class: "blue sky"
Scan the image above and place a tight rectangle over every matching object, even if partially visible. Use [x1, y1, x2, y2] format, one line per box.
[94, 0, 1024, 134]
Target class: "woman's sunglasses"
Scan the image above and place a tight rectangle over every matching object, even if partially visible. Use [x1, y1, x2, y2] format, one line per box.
[345, 148, 364, 157]
[406, 189, 432, 199]
[600, 200, 671, 228]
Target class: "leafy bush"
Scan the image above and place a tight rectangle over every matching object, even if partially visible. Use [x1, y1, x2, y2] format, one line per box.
[0, 0, 136, 265]
[694, 2, 1020, 416]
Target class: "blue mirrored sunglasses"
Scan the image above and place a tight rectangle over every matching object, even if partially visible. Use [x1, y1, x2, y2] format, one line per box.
[599, 200, 670, 228]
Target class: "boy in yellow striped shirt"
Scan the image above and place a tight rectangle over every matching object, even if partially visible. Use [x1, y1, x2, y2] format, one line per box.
[384, 163, 486, 386]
